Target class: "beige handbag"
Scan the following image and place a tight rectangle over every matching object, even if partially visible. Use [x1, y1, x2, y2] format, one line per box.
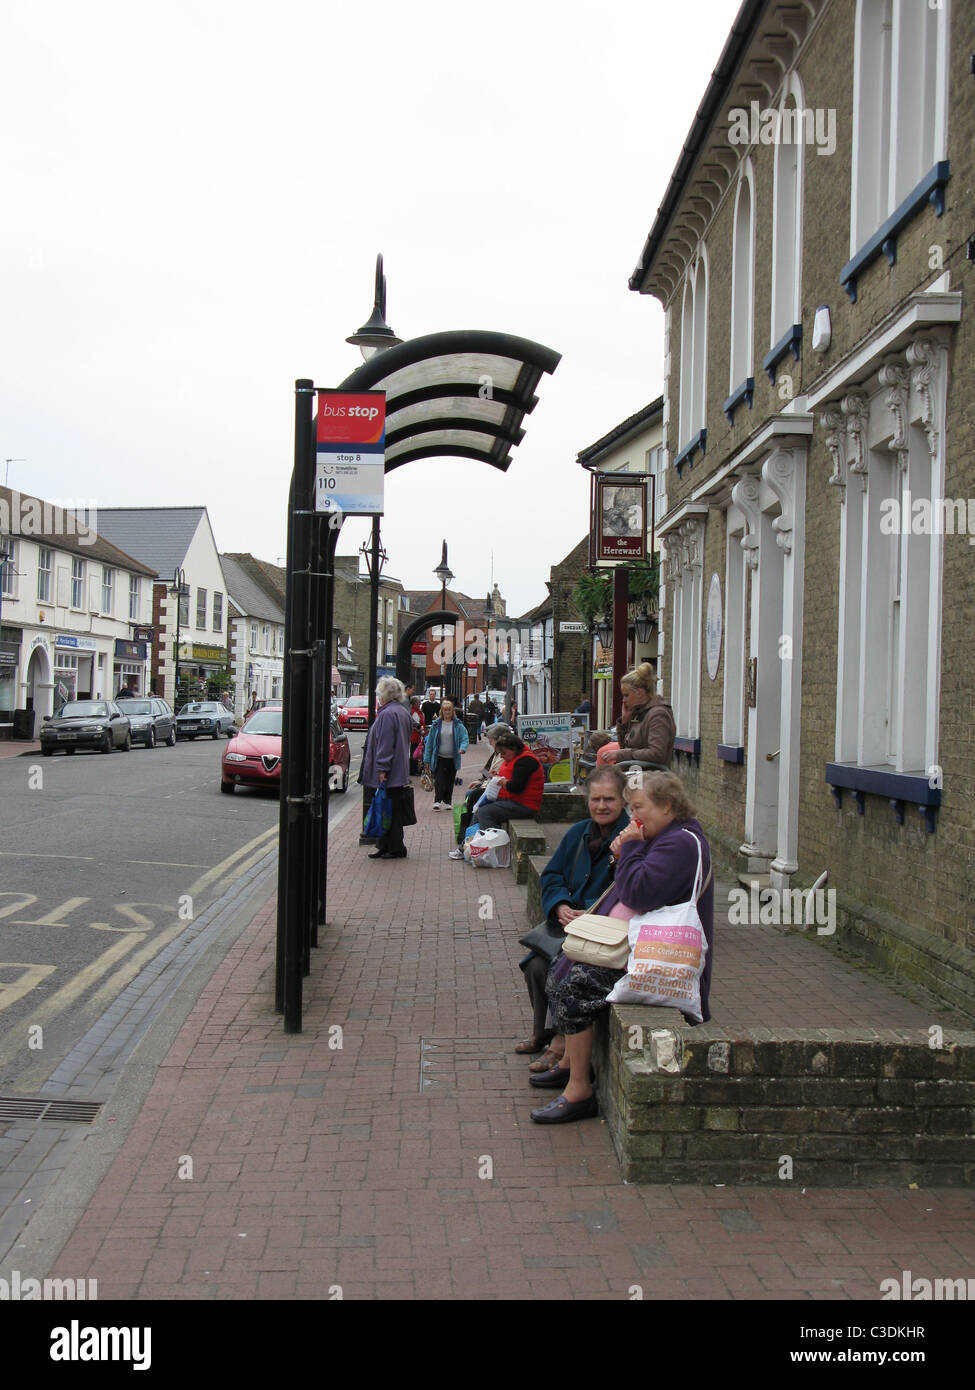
[561, 883, 630, 970]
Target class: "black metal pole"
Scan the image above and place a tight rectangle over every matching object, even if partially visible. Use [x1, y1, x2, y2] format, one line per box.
[277, 378, 315, 1033]
[367, 516, 380, 725]
[316, 524, 339, 933]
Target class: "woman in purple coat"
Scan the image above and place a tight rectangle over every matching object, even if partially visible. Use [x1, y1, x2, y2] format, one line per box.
[361, 676, 413, 860]
[531, 771, 714, 1124]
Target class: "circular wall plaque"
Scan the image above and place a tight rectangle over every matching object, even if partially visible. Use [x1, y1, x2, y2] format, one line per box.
[705, 572, 722, 681]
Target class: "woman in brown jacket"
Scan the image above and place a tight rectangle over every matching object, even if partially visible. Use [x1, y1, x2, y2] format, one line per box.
[609, 661, 675, 767]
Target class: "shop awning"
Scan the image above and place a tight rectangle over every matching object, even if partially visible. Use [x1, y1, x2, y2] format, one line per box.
[339, 330, 561, 473]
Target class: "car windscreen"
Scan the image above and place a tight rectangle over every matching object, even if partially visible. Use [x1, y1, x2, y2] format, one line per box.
[60, 702, 109, 718]
[241, 712, 282, 736]
[180, 703, 218, 714]
[123, 701, 152, 715]
[345, 697, 368, 707]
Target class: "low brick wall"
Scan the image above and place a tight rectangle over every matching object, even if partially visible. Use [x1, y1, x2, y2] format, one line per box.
[593, 1005, 975, 1186]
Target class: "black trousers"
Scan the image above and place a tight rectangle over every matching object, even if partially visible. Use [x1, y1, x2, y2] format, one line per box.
[434, 757, 455, 805]
[522, 953, 552, 1040]
[376, 785, 406, 856]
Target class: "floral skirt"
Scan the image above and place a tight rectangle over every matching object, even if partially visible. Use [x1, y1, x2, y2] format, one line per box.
[545, 954, 625, 1036]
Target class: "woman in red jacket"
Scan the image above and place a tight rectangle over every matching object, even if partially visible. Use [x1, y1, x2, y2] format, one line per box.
[473, 732, 544, 832]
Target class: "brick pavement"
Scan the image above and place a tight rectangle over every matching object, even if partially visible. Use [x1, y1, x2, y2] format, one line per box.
[39, 751, 975, 1298]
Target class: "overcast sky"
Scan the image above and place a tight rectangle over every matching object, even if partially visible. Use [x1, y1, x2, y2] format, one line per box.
[1, 0, 742, 618]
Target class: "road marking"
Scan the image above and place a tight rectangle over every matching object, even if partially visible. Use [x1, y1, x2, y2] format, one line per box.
[0, 963, 57, 1014]
[186, 825, 278, 897]
[0, 934, 145, 1069]
[117, 860, 211, 869]
[0, 852, 96, 861]
[6, 897, 92, 927]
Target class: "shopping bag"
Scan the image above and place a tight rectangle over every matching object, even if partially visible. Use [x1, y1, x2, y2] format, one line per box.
[363, 785, 391, 837]
[468, 828, 511, 869]
[453, 803, 464, 836]
[606, 829, 708, 1021]
[400, 784, 417, 827]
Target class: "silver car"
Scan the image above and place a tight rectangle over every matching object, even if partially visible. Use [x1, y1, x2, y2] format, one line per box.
[175, 700, 237, 740]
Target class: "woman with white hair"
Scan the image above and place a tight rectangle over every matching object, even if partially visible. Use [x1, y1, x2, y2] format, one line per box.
[361, 676, 413, 860]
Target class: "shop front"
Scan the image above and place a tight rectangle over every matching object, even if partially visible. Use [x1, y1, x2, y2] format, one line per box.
[0, 629, 20, 732]
[113, 637, 149, 696]
[54, 634, 97, 706]
[186, 643, 229, 703]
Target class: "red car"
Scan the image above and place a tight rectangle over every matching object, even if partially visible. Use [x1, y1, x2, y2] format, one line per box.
[337, 695, 369, 731]
[221, 708, 283, 794]
[220, 708, 351, 795]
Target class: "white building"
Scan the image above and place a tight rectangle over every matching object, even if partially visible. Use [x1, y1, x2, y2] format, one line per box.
[94, 507, 230, 707]
[220, 554, 285, 719]
[0, 485, 157, 737]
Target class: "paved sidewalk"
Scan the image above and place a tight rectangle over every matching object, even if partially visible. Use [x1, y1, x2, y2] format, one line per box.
[0, 739, 39, 758]
[19, 750, 975, 1299]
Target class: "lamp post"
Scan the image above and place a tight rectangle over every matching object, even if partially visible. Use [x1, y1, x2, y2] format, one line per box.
[169, 567, 188, 707]
[484, 590, 495, 697]
[433, 542, 453, 697]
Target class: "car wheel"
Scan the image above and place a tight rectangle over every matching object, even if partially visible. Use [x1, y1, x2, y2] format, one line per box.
[146, 727, 156, 749]
[212, 729, 220, 740]
[220, 780, 235, 795]
[167, 726, 176, 746]
[102, 736, 112, 753]
[66, 747, 76, 755]
[42, 747, 53, 757]
[187, 734, 195, 740]
[339, 763, 349, 793]
[122, 732, 131, 751]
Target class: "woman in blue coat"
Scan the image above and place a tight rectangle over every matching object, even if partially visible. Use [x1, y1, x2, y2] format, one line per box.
[423, 699, 469, 809]
[516, 765, 629, 1062]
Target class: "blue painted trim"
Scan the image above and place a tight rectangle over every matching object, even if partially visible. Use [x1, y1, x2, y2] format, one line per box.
[674, 736, 701, 767]
[825, 762, 940, 832]
[674, 429, 707, 479]
[717, 743, 744, 764]
[722, 377, 754, 426]
[762, 325, 802, 384]
[840, 161, 950, 304]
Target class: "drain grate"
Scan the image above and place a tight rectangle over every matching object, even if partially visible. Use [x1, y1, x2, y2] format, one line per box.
[0, 1095, 103, 1124]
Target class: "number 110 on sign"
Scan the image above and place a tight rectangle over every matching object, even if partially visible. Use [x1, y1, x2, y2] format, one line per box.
[314, 451, 384, 516]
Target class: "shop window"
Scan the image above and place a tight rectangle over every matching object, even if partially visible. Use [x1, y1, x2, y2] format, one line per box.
[851, 0, 948, 253]
[71, 557, 85, 610]
[129, 575, 140, 621]
[38, 548, 53, 603]
[213, 591, 223, 632]
[196, 588, 207, 628]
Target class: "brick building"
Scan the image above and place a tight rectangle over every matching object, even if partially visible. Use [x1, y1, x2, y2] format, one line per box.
[629, 0, 973, 1011]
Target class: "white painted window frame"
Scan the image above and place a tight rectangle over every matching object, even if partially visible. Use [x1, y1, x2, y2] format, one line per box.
[770, 71, 805, 347]
[722, 505, 747, 747]
[729, 160, 756, 393]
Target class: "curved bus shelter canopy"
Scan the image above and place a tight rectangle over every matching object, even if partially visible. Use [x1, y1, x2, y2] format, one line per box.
[338, 330, 561, 473]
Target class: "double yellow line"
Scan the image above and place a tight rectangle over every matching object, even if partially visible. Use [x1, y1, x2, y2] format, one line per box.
[0, 827, 279, 1073]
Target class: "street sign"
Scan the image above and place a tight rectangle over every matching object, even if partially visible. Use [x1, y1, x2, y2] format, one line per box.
[559, 621, 586, 633]
[315, 390, 386, 516]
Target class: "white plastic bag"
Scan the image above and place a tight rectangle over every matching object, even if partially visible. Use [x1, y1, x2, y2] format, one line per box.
[468, 827, 511, 869]
[472, 776, 504, 813]
[606, 829, 708, 1021]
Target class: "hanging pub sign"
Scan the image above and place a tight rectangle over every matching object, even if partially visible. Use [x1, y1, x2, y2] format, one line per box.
[589, 473, 652, 567]
[315, 389, 386, 517]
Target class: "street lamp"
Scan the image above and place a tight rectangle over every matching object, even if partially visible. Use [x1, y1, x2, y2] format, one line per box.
[169, 567, 188, 706]
[596, 614, 614, 649]
[346, 255, 403, 362]
[633, 609, 657, 645]
[433, 541, 453, 696]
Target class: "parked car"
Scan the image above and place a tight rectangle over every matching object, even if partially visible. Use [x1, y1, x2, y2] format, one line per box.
[118, 697, 176, 748]
[40, 700, 131, 755]
[328, 718, 350, 793]
[337, 695, 369, 730]
[221, 708, 282, 794]
[175, 701, 237, 740]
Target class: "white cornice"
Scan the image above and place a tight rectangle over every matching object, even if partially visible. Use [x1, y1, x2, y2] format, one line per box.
[688, 413, 814, 502]
[657, 500, 710, 537]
